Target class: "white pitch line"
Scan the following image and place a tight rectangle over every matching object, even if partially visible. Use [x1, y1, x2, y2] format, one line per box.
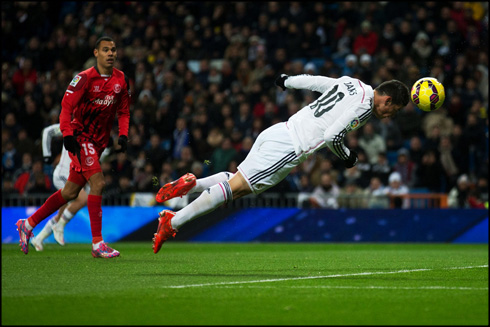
[161, 265, 488, 289]
[212, 285, 488, 291]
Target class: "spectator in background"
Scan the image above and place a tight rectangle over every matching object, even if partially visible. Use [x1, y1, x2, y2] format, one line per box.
[438, 135, 459, 190]
[338, 180, 364, 209]
[173, 145, 196, 178]
[408, 135, 424, 165]
[172, 117, 190, 160]
[353, 149, 371, 189]
[410, 32, 433, 74]
[209, 137, 237, 175]
[394, 101, 423, 139]
[341, 165, 362, 188]
[475, 176, 488, 206]
[11, 58, 37, 96]
[415, 149, 443, 193]
[353, 20, 378, 56]
[377, 117, 403, 151]
[308, 171, 340, 209]
[448, 174, 471, 208]
[14, 129, 36, 158]
[25, 159, 52, 194]
[111, 152, 133, 181]
[371, 152, 391, 185]
[383, 171, 410, 209]
[20, 95, 44, 142]
[15, 157, 51, 195]
[1, 1, 488, 206]
[342, 54, 358, 76]
[463, 112, 487, 176]
[393, 148, 416, 188]
[133, 162, 156, 192]
[2, 140, 20, 175]
[13, 153, 33, 186]
[358, 53, 373, 83]
[364, 176, 389, 209]
[118, 175, 136, 195]
[3, 113, 22, 138]
[359, 122, 386, 165]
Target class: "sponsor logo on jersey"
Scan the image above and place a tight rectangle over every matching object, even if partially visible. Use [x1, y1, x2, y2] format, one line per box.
[70, 75, 82, 87]
[346, 118, 360, 131]
[114, 84, 121, 93]
[93, 95, 115, 106]
[85, 156, 95, 166]
[93, 85, 101, 92]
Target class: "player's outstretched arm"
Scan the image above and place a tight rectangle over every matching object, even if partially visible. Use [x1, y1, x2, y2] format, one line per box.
[276, 74, 338, 94]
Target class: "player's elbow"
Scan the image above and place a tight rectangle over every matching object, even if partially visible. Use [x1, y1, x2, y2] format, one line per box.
[323, 131, 337, 148]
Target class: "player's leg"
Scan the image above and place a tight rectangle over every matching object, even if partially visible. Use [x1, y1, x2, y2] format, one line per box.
[52, 188, 88, 246]
[156, 172, 234, 203]
[153, 171, 252, 254]
[152, 122, 301, 254]
[29, 163, 71, 251]
[16, 181, 82, 254]
[86, 171, 119, 258]
[30, 203, 68, 251]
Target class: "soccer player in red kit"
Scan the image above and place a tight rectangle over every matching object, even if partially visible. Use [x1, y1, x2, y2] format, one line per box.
[15, 36, 130, 258]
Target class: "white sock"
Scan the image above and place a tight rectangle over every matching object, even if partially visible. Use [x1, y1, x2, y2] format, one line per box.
[93, 241, 103, 250]
[36, 218, 55, 241]
[24, 219, 33, 231]
[59, 209, 75, 227]
[193, 172, 233, 193]
[171, 181, 232, 229]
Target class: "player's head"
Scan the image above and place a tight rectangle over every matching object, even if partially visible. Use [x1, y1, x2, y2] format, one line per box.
[373, 80, 410, 119]
[94, 36, 116, 71]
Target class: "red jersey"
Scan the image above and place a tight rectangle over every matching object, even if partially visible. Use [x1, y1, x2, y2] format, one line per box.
[59, 66, 130, 149]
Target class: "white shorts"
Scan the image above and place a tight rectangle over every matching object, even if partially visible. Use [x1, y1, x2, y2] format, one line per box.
[238, 122, 305, 194]
[53, 161, 91, 193]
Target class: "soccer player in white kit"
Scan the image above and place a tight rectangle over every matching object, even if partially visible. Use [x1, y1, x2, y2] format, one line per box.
[30, 124, 109, 251]
[152, 74, 410, 254]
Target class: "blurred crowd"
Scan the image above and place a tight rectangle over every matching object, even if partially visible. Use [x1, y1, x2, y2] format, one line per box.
[2, 2, 488, 209]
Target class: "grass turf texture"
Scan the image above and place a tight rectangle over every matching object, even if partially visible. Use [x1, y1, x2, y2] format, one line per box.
[2, 242, 488, 325]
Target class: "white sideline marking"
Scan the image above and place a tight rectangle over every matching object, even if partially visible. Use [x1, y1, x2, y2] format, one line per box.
[161, 265, 488, 289]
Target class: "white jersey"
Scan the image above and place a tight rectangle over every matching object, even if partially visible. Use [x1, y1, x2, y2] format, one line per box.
[42, 123, 111, 190]
[285, 75, 374, 161]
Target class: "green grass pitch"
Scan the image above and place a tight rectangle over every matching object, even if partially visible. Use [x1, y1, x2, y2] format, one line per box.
[2, 242, 488, 325]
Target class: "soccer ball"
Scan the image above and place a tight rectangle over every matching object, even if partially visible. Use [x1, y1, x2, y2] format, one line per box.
[410, 77, 445, 112]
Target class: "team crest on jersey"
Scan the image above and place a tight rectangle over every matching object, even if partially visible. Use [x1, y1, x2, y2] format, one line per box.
[346, 118, 361, 132]
[114, 84, 121, 93]
[70, 75, 82, 87]
[85, 156, 95, 166]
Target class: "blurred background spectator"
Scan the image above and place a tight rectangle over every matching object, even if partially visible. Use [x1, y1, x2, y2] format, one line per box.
[1, 2, 488, 207]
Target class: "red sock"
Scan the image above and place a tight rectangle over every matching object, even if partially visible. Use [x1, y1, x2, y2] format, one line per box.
[87, 195, 103, 243]
[28, 190, 67, 228]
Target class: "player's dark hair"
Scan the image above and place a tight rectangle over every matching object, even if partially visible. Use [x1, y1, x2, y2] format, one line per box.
[95, 36, 115, 50]
[375, 80, 410, 107]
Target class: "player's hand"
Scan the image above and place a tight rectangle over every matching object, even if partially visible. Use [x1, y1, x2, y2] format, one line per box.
[275, 74, 289, 91]
[117, 135, 128, 153]
[63, 136, 81, 156]
[343, 150, 358, 168]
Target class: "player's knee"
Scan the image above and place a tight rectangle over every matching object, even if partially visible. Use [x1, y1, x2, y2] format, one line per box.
[61, 189, 79, 202]
[91, 180, 106, 193]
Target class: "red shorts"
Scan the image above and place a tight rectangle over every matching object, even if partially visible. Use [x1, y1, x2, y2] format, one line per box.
[67, 140, 103, 185]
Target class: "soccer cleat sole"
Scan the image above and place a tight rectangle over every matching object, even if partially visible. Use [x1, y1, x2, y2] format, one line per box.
[155, 173, 196, 203]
